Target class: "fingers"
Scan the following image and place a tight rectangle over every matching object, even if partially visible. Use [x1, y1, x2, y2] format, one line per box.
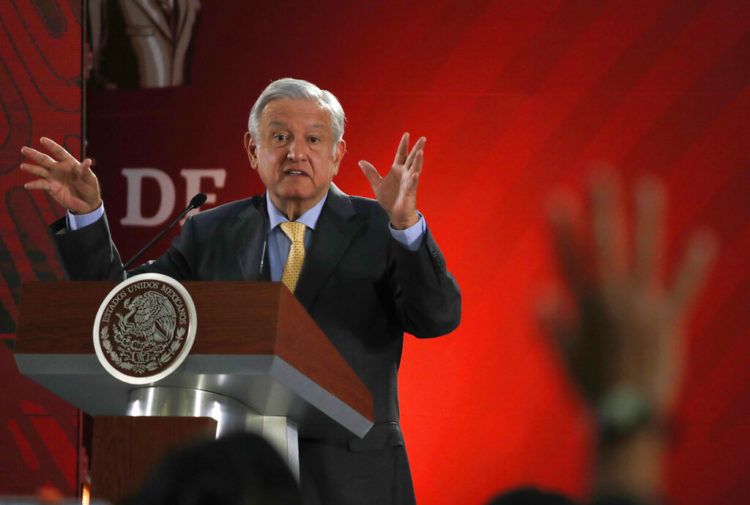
[404, 136, 426, 170]
[24, 179, 53, 191]
[634, 176, 666, 287]
[20, 146, 57, 167]
[20, 157, 93, 185]
[537, 286, 579, 345]
[411, 149, 424, 174]
[40, 136, 75, 162]
[547, 191, 586, 297]
[403, 150, 423, 192]
[21, 138, 81, 175]
[19, 162, 50, 178]
[590, 173, 626, 284]
[391, 133, 427, 170]
[536, 286, 586, 391]
[670, 229, 718, 317]
[358, 160, 382, 190]
[393, 133, 409, 166]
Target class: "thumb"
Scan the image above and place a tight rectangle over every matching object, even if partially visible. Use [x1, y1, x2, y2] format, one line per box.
[359, 160, 382, 190]
[78, 158, 93, 177]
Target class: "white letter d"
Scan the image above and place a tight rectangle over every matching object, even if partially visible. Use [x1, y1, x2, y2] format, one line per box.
[120, 168, 176, 226]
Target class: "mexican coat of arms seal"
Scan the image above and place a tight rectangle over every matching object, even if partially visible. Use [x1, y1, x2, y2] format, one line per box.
[93, 273, 197, 384]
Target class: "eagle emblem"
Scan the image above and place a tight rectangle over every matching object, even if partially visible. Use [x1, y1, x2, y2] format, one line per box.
[94, 274, 196, 384]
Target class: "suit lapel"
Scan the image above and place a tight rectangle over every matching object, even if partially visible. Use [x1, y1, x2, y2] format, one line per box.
[294, 185, 363, 311]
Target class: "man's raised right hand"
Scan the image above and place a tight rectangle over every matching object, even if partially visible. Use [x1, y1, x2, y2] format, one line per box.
[20, 137, 102, 214]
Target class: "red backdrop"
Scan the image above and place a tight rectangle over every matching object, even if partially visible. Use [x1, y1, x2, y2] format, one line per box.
[0, 0, 81, 496]
[3, 1, 750, 504]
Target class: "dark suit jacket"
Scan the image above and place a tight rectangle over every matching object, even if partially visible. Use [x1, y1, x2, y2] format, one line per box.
[53, 185, 461, 505]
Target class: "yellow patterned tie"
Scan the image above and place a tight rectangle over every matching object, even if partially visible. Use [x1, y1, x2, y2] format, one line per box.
[280, 221, 307, 292]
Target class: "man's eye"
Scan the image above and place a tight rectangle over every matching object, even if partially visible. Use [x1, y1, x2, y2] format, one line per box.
[273, 133, 288, 142]
[308, 136, 321, 144]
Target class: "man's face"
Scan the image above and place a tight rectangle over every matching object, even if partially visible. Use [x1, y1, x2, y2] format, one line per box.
[245, 98, 345, 217]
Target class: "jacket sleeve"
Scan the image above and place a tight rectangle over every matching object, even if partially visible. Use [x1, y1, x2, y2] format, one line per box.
[389, 228, 461, 338]
[51, 213, 196, 281]
[51, 213, 125, 280]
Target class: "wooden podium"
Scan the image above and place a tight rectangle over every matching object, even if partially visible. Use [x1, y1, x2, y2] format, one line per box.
[14, 281, 374, 502]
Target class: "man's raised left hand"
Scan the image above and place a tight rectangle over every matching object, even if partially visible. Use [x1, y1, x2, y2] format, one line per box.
[359, 132, 425, 229]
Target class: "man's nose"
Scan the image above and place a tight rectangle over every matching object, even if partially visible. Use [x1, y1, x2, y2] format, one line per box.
[286, 140, 308, 161]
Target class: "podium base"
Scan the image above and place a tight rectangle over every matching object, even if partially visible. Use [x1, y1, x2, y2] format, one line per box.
[126, 386, 299, 478]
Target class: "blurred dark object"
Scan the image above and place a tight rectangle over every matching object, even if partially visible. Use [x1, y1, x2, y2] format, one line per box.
[120, 431, 301, 505]
[488, 486, 579, 505]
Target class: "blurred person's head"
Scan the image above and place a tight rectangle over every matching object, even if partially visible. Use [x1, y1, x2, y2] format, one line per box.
[120, 431, 301, 505]
[488, 486, 579, 505]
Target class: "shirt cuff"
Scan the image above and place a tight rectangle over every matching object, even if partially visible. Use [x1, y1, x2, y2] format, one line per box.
[67, 203, 105, 231]
[389, 213, 426, 251]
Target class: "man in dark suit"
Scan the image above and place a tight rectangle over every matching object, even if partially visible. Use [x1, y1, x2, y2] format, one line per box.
[20, 78, 461, 505]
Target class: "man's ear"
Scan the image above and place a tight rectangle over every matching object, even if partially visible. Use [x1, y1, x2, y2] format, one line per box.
[244, 132, 258, 169]
[332, 139, 346, 176]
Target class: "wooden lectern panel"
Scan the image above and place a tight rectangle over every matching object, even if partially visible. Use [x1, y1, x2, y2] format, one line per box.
[91, 416, 216, 504]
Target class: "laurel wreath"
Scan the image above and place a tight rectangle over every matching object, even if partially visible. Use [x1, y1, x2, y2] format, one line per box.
[100, 325, 187, 376]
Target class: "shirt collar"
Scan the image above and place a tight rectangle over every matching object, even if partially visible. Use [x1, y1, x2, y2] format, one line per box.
[266, 190, 328, 231]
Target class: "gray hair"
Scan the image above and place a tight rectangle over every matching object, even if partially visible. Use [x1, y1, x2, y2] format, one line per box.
[248, 78, 346, 147]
